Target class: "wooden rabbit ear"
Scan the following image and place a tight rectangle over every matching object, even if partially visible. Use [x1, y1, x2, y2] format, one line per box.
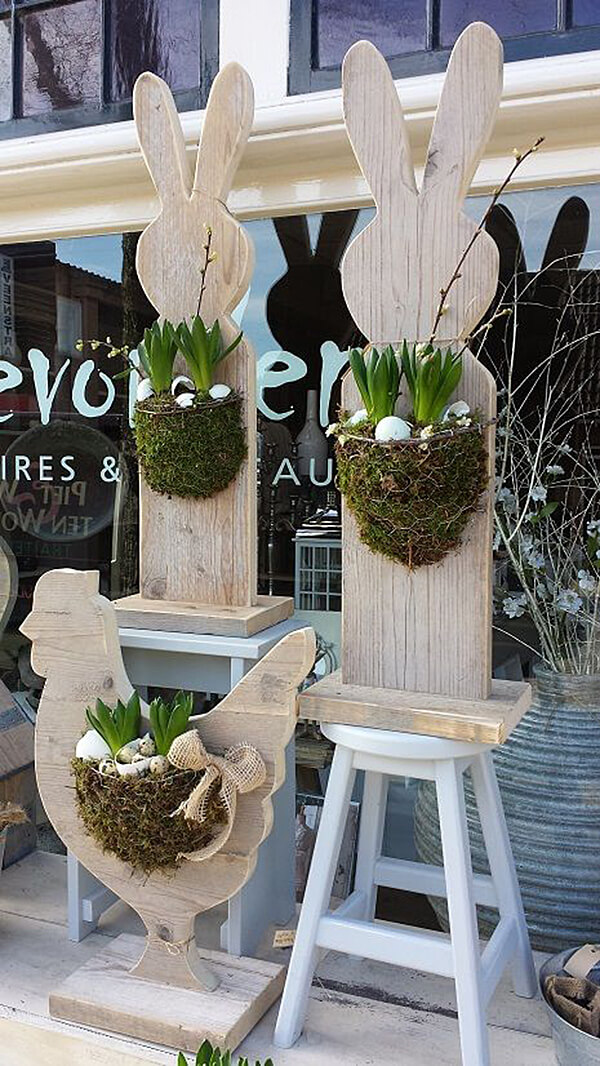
[194, 62, 254, 202]
[541, 196, 589, 272]
[422, 22, 502, 203]
[133, 72, 193, 203]
[342, 40, 417, 206]
[315, 210, 359, 267]
[274, 216, 312, 266]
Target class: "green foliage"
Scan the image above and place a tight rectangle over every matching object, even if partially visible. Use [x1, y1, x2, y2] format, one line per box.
[149, 691, 194, 756]
[177, 316, 243, 394]
[348, 344, 401, 424]
[137, 320, 179, 394]
[176, 1041, 274, 1066]
[134, 392, 247, 499]
[400, 341, 462, 424]
[85, 692, 141, 757]
[335, 422, 487, 567]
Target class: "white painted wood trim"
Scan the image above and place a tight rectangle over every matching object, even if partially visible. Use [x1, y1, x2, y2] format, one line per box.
[0, 50, 597, 242]
[219, 0, 290, 107]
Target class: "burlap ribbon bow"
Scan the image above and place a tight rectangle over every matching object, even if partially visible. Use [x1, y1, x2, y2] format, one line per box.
[167, 729, 266, 862]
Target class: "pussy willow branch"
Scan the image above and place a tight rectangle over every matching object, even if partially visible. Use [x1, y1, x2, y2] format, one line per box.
[196, 225, 213, 318]
[428, 136, 545, 346]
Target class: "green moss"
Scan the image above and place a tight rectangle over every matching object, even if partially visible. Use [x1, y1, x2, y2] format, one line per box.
[72, 758, 226, 874]
[134, 392, 246, 499]
[335, 419, 488, 567]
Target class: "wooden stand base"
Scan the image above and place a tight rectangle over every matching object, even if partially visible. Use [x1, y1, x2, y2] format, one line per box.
[50, 934, 286, 1053]
[298, 671, 531, 745]
[114, 594, 294, 638]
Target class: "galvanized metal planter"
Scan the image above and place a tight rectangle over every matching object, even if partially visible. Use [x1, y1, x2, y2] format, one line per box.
[540, 950, 600, 1066]
[415, 667, 600, 952]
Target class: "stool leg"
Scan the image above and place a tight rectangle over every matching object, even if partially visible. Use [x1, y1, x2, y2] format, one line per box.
[470, 751, 537, 998]
[436, 759, 489, 1066]
[274, 743, 356, 1049]
[354, 772, 388, 922]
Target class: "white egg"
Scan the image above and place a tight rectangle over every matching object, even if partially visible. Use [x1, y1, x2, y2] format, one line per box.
[209, 383, 231, 400]
[443, 401, 470, 421]
[375, 416, 412, 442]
[171, 375, 195, 396]
[115, 757, 150, 777]
[175, 392, 195, 409]
[75, 729, 111, 762]
[136, 378, 154, 402]
[347, 408, 368, 426]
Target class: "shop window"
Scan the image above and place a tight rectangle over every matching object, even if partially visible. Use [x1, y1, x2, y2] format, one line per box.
[0, 0, 217, 138]
[2, 185, 600, 694]
[290, 0, 600, 92]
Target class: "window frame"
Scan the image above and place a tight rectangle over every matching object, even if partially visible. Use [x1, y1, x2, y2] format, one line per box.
[0, 0, 219, 139]
[288, 0, 600, 94]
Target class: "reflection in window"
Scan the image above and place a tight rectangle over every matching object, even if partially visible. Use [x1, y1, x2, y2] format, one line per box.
[22, 0, 102, 116]
[573, 0, 600, 25]
[109, 0, 201, 103]
[440, 1, 555, 47]
[316, 0, 426, 68]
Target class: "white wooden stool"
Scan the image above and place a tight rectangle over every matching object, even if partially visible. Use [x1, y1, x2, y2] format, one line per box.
[274, 723, 537, 1066]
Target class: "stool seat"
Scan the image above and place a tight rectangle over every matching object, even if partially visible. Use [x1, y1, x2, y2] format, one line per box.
[322, 722, 492, 761]
[275, 719, 537, 1066]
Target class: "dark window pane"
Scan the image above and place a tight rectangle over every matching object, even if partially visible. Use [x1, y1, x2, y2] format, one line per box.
[21, 0, 101, 116]
[316, 0, 426, 69]
[109, 0, 201, 103]
[440, 1, 556, 47]
[0, 18, 11, 121]
[573, 0, 600, 26]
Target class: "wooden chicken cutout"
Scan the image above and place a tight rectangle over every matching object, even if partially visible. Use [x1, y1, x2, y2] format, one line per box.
[340, 23, 502, 699]
[128, 66, 263, 614]
[23, 569, 314, 1004]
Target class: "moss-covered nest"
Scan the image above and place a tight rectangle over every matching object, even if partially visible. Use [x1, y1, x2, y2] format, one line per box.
[335, 420, 488, 567]
[134, 392, 246, 499]
[72, 759, 226, 874]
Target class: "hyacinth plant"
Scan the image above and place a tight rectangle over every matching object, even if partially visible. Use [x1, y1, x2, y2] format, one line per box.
[491, 279, 600, 675]
[348, 343, 401, 423]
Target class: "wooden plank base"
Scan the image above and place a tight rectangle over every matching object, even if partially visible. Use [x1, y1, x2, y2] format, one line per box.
[113, 594, 294, 637]
[49, 933, 286, 1054]
[298, 671, 531, 745]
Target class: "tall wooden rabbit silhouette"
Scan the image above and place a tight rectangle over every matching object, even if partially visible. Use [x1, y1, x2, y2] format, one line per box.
[23, 568, 314, 1048]
[340, 23, 502, 698]
[118, 66, 292, 632]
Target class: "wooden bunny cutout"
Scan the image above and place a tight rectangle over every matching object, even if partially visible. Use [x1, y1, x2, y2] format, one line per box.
[130, 67, 259, 609]
[340, 23, 503, 700]
[23, 569, 314, 1043]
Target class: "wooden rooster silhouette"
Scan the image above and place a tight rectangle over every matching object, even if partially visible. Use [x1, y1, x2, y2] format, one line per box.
[22, 568, 315, 991]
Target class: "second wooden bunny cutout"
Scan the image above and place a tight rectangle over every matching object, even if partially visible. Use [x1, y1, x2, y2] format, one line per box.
[341, 22, 502, 346]
[339, 23, 502, 699]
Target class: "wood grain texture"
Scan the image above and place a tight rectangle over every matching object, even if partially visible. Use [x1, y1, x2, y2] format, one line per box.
[299, 671, 531, 746]
[113, 593, 294, 637]
[341, 24, 502, 345]
[22, 569, 315, 991]
[50, 933, 285, 1055]
[339, 23, 502, 698]
[133, 67, 257, 606]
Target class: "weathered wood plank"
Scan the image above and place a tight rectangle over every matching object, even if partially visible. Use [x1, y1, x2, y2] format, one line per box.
[114, 592, 293, 637]
[299, 671, 531, 745]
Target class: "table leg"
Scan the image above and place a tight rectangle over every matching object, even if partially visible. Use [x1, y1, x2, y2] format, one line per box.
[67, 851, 118, 942]
[223, 737, 297, 956]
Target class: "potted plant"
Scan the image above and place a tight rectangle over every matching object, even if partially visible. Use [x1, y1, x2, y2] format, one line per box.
[178, 1041, 274, 1066]
[415, 273, 600, 951]
[81, 230, 247, 500]
[330, 341, 488, 567]
[72, 690, 228, 873]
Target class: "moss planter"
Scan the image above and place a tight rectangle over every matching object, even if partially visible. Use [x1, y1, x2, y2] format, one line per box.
[72, 759, 226, 874]
[335, 421, 488, 567]
[134, 392, 246, 499]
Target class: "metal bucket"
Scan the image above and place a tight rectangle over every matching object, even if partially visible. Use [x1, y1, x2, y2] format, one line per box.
[414, 667, 600, 951]
[540, 950, 600, 1066]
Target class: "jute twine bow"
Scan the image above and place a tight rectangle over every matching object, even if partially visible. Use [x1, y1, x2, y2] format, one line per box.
[167, 729, 266, 862]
